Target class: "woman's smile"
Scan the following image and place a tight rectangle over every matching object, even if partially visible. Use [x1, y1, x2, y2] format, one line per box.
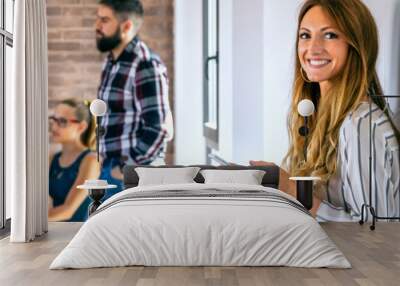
[307, 58, 332, 69]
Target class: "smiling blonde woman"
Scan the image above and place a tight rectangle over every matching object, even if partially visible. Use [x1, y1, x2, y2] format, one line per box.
[253, 0, 400, 221]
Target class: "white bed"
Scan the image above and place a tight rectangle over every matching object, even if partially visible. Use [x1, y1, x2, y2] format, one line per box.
[50, 183, 351, 269]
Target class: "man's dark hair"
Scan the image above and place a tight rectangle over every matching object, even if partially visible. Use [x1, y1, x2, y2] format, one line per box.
[99, 0, 144, 22]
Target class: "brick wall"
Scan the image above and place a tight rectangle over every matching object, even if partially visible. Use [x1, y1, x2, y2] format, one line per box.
[47, 0, 175, 163]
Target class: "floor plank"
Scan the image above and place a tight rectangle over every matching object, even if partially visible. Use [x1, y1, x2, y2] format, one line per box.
[0, 222, 399, 286]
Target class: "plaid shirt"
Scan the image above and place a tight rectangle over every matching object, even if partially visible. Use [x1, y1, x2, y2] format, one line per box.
[98, 37, 170, 165]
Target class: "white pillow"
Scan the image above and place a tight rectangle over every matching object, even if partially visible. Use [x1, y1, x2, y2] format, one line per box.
[136, 167, 201, 186]
[200, 169, 266, 185]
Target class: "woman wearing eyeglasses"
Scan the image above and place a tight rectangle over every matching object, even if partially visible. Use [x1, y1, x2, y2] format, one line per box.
[48, 99, 100, 222]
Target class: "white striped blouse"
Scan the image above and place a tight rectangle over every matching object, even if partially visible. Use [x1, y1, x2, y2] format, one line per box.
[316, 102, 400, 222]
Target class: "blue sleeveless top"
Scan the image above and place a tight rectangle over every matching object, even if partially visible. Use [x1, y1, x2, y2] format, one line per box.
[49, 149, 91, 222]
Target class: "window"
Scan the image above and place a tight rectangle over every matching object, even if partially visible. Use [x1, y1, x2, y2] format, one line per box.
[0, 0, 14, 232]
[203, 0, 219, 160]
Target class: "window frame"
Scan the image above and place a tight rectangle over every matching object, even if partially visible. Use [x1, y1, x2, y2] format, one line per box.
[0, 0, 14, 231]
[203, 0, 220, 154]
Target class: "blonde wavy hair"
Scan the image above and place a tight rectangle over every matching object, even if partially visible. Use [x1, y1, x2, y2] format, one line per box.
[283, 0, 397, 181]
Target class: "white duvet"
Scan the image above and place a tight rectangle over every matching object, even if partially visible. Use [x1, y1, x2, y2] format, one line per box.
[50, 183, 351, 269]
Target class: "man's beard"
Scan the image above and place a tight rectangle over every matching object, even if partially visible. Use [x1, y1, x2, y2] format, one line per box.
[96, 27, 122, 52]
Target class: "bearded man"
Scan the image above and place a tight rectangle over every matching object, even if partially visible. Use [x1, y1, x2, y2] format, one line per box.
[95, 0, 172, 199]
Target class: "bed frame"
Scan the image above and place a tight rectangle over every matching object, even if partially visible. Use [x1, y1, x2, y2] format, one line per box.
[123, 165, 280, 190]
[122, 165, 316, 211]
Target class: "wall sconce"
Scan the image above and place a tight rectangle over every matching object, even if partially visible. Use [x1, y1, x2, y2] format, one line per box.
[290, 99, 320, 210]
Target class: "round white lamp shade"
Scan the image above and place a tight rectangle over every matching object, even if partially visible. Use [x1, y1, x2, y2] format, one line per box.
[90, 99, 107, 117]
[297, 99, 315, 117]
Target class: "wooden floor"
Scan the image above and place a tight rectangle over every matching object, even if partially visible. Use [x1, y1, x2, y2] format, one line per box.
[0, 222, 399, 286]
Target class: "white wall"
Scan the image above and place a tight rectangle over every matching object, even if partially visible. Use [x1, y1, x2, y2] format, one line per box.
[213, 0, 265, 165]
[174, 0, 205, 165]
[365, 0, 400, 95]
[231, 0, 265, 164]
[263, 0, 303, 164]
[364, 0, 400, 128]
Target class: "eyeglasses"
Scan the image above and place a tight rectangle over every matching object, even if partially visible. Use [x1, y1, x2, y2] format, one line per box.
[49, 116, 80, 128]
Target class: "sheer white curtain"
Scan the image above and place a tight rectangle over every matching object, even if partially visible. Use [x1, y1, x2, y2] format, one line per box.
[8, 0, 48, 242]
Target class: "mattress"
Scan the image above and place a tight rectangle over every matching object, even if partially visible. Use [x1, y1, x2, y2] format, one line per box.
[50, 183, 351, 269]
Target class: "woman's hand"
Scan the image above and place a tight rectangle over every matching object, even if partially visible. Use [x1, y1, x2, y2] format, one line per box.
[48, 196, 53, 209]
[250, 160, 297, 199]
[249, 160, 322, 217]
[249, 160, 276, 167]
[111, 166, 123, 180]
